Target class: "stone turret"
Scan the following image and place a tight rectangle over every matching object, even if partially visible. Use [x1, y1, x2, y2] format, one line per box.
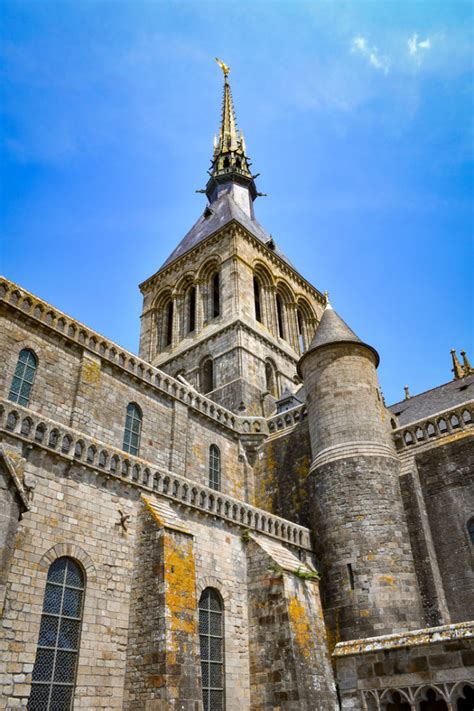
[298, 304, 422, 644]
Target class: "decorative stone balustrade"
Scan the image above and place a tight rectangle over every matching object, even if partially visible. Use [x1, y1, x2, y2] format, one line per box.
[0, 277, 270, 438]
[0, 398, 312, 550]
[393, 404, 473, 451]
[267, 404, 307, 435]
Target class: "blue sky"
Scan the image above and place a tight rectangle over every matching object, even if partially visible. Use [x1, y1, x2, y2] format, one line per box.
[1, 0, 473, 405]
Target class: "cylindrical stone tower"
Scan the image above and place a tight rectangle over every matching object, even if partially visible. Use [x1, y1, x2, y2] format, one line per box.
[298, 304, 422, 644]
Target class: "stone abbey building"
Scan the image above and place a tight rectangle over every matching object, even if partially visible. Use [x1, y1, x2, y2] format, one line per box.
[0, 63, 473, 711]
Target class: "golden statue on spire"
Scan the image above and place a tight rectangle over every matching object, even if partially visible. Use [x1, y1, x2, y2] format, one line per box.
[215, 57, 230, 78]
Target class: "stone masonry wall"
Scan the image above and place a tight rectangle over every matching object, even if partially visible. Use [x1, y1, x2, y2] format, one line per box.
[415, 436, 474, 623]
[0, 314, 247, 500]
[246, 539, 338, 710]
[254, 419, 312, 527]
[334, 624, 474, 710]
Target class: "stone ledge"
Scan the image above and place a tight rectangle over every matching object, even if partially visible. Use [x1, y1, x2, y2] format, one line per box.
[333, 620, 474, 657]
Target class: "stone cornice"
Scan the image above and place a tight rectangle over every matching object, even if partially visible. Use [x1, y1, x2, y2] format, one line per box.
[333, 620, 474, 657]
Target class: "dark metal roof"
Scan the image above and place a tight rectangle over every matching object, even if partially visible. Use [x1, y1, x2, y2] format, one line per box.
[160, 191, 290, 269]
[389, 374, 474, 426]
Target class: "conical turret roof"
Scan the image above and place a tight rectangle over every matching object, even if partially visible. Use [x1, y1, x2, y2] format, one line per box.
[297, 303, 379, 376]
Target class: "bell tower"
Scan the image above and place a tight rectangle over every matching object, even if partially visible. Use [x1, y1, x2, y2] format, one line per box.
[139, 61, 325, 414]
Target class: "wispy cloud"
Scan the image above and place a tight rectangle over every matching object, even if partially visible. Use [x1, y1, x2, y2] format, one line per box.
[351, 36, 389, 74]
[408, 33, 432, 56]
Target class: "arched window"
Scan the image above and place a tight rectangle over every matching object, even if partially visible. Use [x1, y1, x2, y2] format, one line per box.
[212, 272, 220, 318]
[199, 588, 224, 711]
[383, 691, 411, 710]
[188, 286, 196, 333]
[201, 358, 214, 394]
[28, 557, 85, 711]
[209, 445, 221, 491]
[297, 309, 304, 354]
[253, 277, 262, 323]
[276, 294, 285, 339]
[223, 156, 230, 169]
[122, 403, 142, 456]
[164, 301, 173, 347]
[457, 684, 474, 710]
[468, 519, 474, 545]
[9, 348, 37, 407]
[419, 688, 448, 710]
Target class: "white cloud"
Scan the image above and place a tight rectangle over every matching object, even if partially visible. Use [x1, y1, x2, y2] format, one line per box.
[351, 36, 389, 74]
[408, 33, 432, 56]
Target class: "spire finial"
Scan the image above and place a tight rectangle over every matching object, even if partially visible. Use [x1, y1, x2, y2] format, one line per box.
[215, 57, 230, 78]
[205, 59, 258, 205]
[451, 349, 464, 380]
[460, 350, 474, 376]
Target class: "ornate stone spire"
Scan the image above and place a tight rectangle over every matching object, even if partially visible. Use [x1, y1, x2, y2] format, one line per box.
[451, 349, 464, 380]
[205, 59, 259, 207]
[461, 350, 474, 376]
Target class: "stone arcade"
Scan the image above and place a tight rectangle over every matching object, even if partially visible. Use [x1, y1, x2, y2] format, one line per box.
[0, 62, 473, 710]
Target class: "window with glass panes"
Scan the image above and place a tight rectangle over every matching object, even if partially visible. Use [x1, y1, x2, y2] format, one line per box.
[9, 348, 37, 407]
[209, 445, 221, 491]
[28, 557, 85, 711]
[122, 403, 142, 456]
[199, 588, 224, 711]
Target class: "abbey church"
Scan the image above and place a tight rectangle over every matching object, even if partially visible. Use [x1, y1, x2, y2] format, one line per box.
[0, 63, 473, 711]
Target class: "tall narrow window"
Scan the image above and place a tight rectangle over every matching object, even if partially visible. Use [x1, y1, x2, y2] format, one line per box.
[253, 277, 262, 323]
[297, 309, 304, 354]
[276, 295, 284, 339]
[199, 588, 224, 711]
[212, 272, 220, 318]
[202, 358, 214, 394]
[9, 348, 37, 407]
[123, 403, 142, 456]
[209, 445, 221, 491]
[468, 519, 474, 545]
[28, 557, 85, 711]
[188, 287, 196, 333]
[165, 301, 173, 347]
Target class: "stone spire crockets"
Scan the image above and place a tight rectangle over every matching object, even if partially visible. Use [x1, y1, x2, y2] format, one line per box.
[205, 59, 258, 207]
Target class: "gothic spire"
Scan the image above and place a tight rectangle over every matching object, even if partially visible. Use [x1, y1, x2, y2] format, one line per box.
[205, 59, 258, 206]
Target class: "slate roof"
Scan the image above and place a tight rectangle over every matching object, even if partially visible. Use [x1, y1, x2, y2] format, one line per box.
[160, 191, 291, 268]
[388, 373, 474, 426]
[308, 304, 362, 351]
[298, 304, 379, 375]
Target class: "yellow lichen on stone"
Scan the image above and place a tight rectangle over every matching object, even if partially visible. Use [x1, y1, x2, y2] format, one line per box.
[82, 358, 101, 385]
[163, 533, 197, 636]
[288, 595, 314, 659]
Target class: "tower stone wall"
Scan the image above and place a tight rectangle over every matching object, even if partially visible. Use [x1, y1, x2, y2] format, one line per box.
[300, 329, 423, 644]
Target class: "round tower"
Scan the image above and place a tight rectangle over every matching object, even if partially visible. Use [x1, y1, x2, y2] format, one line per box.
[298, 304, 422, 643]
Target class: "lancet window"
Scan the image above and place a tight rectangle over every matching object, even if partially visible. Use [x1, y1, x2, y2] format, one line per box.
[201, 358, 214, 394]
[209, 445, 221, 491]
[9, 348, 38, 407]
[199, 588, 225, 711]
[253, 277, 262, 323]
[212, 272, 220, 318]
[122, 402, 142, 456]
[28, 557, 85, 711]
